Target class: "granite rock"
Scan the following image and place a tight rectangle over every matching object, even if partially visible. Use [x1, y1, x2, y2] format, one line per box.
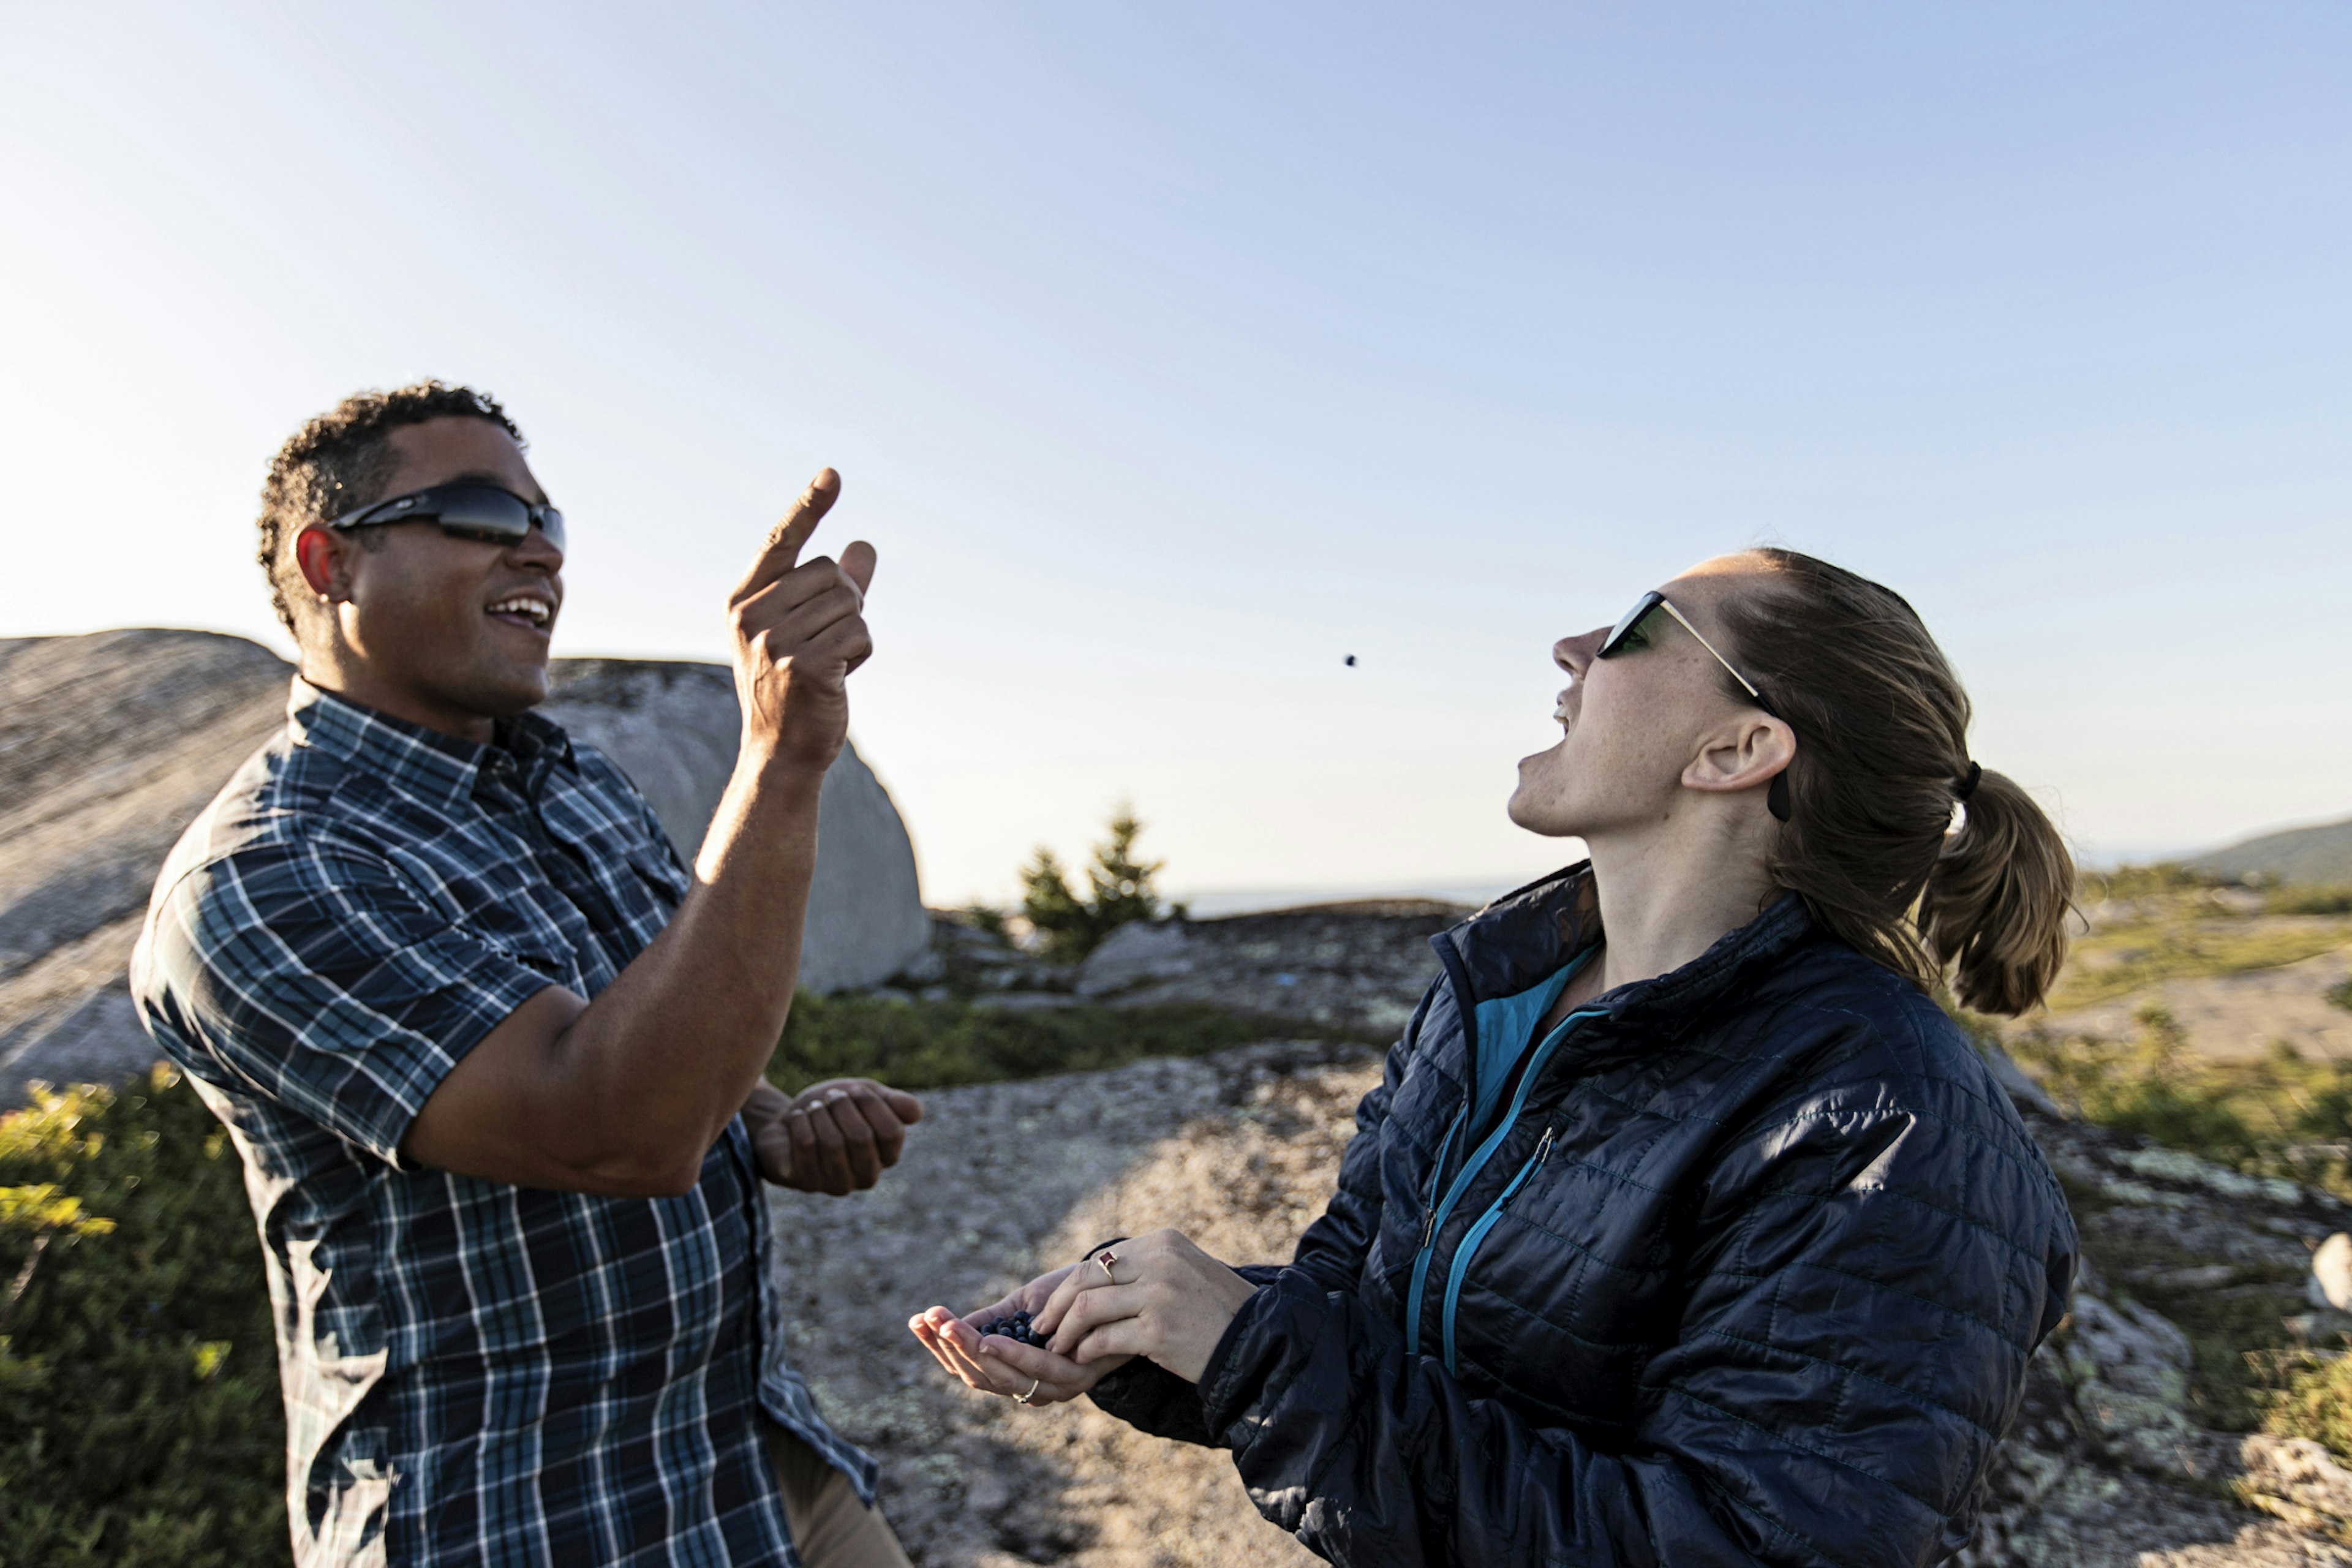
[1, 631, 927, 1104]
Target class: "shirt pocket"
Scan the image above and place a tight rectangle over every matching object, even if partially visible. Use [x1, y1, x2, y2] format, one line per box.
[452, 899, 576, 983]
[624, 843, 692, 911]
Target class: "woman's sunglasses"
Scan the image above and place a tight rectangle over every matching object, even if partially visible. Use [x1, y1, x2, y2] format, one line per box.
[1597, 590, 1793, 819]
[323, 483, 566, 552]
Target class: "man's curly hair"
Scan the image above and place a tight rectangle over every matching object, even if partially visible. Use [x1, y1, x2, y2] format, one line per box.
[257, 381, 526, 635]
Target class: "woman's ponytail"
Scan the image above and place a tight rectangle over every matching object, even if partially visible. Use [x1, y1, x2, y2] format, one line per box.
[1919, 767, 2075, 1016]
[1717, 549, 2074, 1017]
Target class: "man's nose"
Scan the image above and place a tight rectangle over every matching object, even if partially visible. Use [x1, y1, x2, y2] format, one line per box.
[512, 526, 564, 573]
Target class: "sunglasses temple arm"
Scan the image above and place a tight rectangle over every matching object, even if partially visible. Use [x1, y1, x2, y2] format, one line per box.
[1658, 601, 1766, 704]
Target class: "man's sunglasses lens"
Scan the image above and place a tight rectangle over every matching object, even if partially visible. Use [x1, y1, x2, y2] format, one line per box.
[428, 488, 565, 552]
[1599, 592, 1665, 658]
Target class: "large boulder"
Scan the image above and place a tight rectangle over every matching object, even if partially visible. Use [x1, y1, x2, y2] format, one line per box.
[540, 658, 929, 994]
[0, 631, 927, 1106]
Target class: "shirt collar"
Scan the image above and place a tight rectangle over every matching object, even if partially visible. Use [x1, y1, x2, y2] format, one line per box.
[286, 677, 575, 812]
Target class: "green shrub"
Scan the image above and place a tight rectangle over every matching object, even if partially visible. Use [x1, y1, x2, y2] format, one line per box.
[2008, 1011, 2352, 1191]
[767, 990, 1354, 1096]
[2258, 1344, 2352, 1461]
[0, 1068, 286, 1567]
[1017, 809, 1175, 964]
[2078, 861, 2233, 900]
[2266, 884, 2352, 917]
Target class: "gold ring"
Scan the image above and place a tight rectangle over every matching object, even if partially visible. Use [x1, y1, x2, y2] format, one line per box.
[1014, 1377, 1042, 1406]
[1095, 1248, 1120, 1284]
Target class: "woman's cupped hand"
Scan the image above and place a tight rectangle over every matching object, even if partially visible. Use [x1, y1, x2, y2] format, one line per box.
[908, 1261, 1123, 1408]
[908, 1229, 1259, 1407]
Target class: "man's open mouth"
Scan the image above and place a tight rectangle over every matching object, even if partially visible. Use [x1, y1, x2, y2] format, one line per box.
[487, 594, 554, 631]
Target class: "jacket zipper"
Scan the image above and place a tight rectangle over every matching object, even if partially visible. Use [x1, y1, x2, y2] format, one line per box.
[1404, 1011, 1599, 1359]
[1440, 1125, 1556, 1376]
[1403, 1112, 1465, 1354]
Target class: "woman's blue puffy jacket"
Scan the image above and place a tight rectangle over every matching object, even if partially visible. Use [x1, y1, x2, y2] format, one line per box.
[1088, 865, 2077, 1566]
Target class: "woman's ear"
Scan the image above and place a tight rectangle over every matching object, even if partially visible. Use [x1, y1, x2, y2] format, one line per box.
[1683, 714, 1796, 801]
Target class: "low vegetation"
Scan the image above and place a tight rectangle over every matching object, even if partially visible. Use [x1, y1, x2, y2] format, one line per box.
[1014, 808, 1178, 965]
[2004, 862, 2352, 1457]
[765, 991, 1357, 1096]
[0, 1069, 284, 1566]
[2048, 865, 2352, 1012]
[2009, 1006, 2352, 1184]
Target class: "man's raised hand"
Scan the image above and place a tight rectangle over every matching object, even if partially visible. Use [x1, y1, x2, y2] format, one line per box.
[728, 468, 876, 774]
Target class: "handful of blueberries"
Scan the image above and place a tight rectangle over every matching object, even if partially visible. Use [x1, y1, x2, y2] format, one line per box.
[978, 1310, 1050, 1348]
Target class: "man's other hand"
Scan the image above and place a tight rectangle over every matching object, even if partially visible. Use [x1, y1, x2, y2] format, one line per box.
[744, 1078, 923, 1194]
[726, 469, 876, 776]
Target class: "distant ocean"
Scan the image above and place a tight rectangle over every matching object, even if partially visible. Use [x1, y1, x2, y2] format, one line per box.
[1172, 840, 2212, 919]
[1168, 878, 1537, 919]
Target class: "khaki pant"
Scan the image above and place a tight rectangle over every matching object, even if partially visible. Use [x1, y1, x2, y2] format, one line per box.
[763, 1424, 912, 1568]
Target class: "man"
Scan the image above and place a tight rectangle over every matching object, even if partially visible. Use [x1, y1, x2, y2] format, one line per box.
[132, 380, 921, 1566]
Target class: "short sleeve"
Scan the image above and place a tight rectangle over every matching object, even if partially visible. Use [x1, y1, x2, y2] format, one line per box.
[137, 836, 557, 1166]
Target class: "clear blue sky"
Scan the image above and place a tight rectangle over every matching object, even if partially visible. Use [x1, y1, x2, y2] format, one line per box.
[4, 3, 2347, 905]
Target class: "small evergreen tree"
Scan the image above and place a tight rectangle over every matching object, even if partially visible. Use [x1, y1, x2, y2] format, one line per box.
[1018, 846, 1093, 962]
[1019, 807, 1169, 963]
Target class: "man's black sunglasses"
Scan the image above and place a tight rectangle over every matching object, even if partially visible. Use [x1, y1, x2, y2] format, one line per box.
[323, 483, 565, 552]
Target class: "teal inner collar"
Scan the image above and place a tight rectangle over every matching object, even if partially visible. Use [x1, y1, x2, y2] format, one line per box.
[1466, 946, 1598, 1137]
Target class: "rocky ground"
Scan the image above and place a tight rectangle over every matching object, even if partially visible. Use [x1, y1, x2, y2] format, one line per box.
[764, 1040, 1366, 1568]
[768, 1025, 2352, 1567]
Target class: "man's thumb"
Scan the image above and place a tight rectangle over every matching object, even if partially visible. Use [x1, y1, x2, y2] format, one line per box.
[842, 540, 878, 599]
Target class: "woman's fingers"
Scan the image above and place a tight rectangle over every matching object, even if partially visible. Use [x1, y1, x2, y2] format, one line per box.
[908, 1314, 974, 1386]
[1068, 1316, 1159, 1365]
[1046, 1282, 1153, 1356]
[1036, 1252, 1118, 1334]
[973, 1338, 1093, 1404]
[915, 1309, 1006, 1392]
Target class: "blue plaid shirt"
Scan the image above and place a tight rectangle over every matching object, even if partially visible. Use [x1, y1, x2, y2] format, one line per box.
[131, 679, 873, 1567]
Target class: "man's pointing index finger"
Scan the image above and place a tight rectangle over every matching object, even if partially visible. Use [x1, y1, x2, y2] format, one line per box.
[732, 467, 841, 601]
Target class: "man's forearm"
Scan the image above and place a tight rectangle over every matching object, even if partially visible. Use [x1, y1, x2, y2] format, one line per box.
[401, 470, 876, 1195]
[541, 747, 827, 1188]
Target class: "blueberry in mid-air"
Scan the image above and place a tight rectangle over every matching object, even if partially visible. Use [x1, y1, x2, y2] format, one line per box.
[1344, 654, 1357, 666]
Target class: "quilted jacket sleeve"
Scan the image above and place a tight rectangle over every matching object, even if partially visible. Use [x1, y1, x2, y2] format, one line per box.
[1193, 1089, 2069, 1568]
[1087, 990, 1431, 1444]
[1286, 986, 1429, 1295]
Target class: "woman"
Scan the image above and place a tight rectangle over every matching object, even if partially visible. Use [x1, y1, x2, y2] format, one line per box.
[911, 548, 2078, 1567]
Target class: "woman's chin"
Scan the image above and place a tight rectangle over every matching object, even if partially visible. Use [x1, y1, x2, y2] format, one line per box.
[1507, 787, 1581, 839]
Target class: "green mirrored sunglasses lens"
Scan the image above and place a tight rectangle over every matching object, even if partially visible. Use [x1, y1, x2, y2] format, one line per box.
[1600, 594, 1664, 657]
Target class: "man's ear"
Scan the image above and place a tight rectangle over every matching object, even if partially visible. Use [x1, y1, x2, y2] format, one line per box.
[293, 526, 353, 604]
[1683, 714, 1796, 798]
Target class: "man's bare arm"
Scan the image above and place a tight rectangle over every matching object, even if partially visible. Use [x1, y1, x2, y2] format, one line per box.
[402, 470, 892, 1196]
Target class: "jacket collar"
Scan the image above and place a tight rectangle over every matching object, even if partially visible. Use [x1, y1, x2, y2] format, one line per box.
[1435, 861, 1815, 1042]
[286, 677, 575, 812]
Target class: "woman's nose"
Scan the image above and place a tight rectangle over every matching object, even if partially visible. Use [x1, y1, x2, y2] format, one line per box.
[1553, 627, 1605, 674]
